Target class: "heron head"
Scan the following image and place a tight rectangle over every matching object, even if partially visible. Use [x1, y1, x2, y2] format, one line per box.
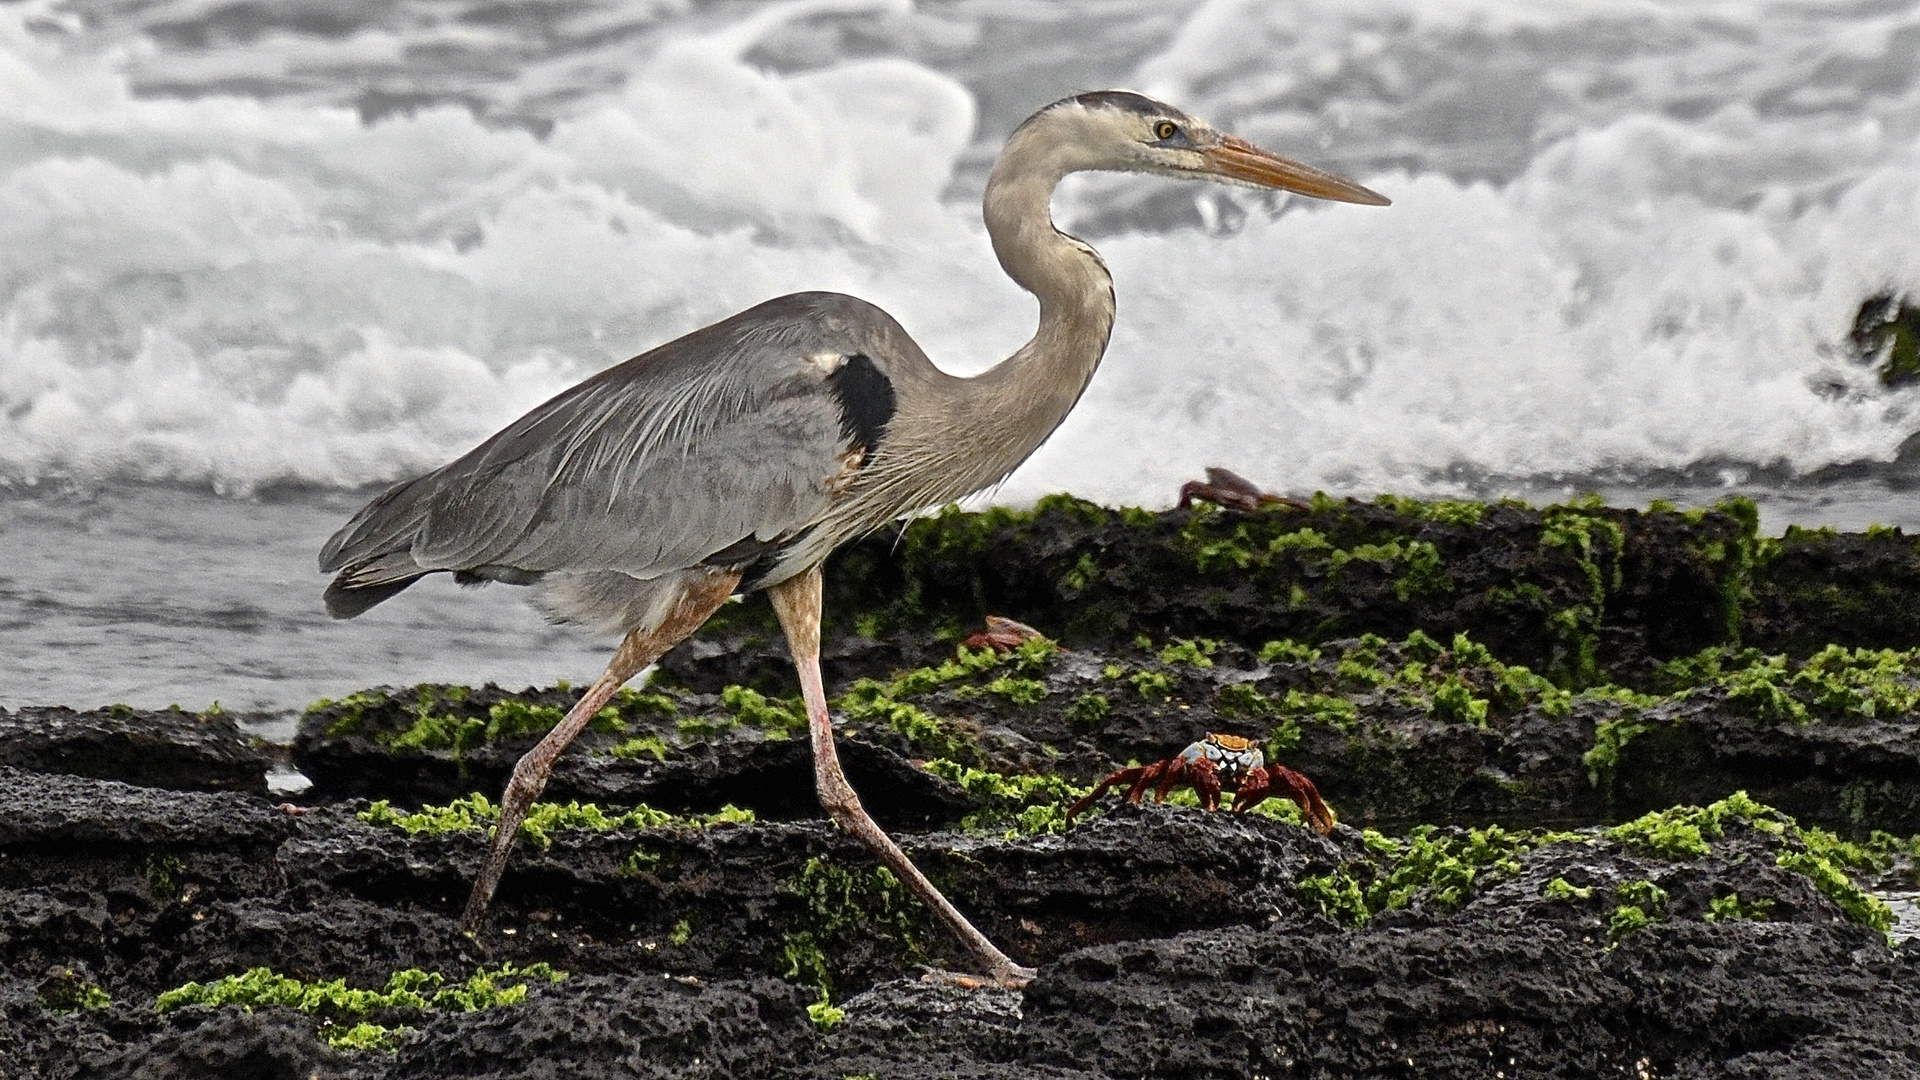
[1017, 90, 1389, 207]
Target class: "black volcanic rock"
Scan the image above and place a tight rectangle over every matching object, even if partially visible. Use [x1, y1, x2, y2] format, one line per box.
[10, 497, 1920, 1078]
[0, 706, 269, 795]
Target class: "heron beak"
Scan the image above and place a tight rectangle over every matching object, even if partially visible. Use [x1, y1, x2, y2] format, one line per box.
[1201, 135, 1390, 206]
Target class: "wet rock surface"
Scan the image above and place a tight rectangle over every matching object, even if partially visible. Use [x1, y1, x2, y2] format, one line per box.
[10, 497, 1920, 1078]
[293, 627, 1920, 839]
[0, 706, 269, 795]
[2, 766, 1916, 1078]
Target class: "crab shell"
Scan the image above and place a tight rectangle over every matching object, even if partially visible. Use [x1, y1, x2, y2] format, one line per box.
[1176, 732, 1267, 786]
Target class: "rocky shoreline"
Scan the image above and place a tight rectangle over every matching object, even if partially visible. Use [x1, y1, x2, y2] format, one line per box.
[3, 495, 1919, 1078]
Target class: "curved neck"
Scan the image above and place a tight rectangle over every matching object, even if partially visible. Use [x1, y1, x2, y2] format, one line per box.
[960, 135, 1117, 475]
[833, 124, 1118, 524]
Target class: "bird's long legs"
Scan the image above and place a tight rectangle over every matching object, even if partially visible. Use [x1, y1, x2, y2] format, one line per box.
[460, 568, 741, 934]
[768, 567, 1035, 989]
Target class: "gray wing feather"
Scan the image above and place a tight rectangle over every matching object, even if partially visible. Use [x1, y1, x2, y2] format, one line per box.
[321, 292, 881, 583]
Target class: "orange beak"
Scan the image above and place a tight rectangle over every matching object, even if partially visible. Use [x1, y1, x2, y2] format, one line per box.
[1201, 134, 1390, 206]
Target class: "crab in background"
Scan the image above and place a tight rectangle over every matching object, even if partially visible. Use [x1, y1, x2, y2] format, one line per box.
[961, 615, 1055, 653]
[1177, 466, 1310, 513]
[1066, 732, 1336, 833]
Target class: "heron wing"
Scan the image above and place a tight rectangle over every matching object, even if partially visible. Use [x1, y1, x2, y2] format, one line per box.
[320, 292, 896, 583]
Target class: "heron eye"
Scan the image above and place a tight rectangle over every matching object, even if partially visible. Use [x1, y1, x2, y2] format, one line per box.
[1153, 120, 1178, 140]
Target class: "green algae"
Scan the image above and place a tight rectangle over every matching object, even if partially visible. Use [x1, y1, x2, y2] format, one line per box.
[357, 794, 753, 847]
[1258, 639, 1321, 664]
[675, 714, 737, 740]
[1541, 877, 1593, 902]
[1061, 551, 1102, 593]
[1532, 498, 1626, 687]
[155, 962, 565, 1050]
[1605, 791, 1773, 858]
[1068, 691, 1111, 725]
[979, 675, 1049, 706]
[1129, 670, 1173, 701]
[144, 853, 184, 900]
[1336, 538, 1450, 600]
[1584, 714, 1655, 791]
[37, 969, 111, 1012]
[1371, 494, 1487, 527]
[1304, 796, 1897, 937]
[1583, 644, 1920, 787]
[1299, 824, 1584, 927]
[1006, 635, 1062, 672]
[837, 682, 981, 764]
[1157, 638, 1218, 668]
[1704, 892, 1775, 923]
[818, 642, 1043, 762]
[1603, 792, 1893, 932]
[877, 646, 1005, 698]
[807, 999, 847, 1031]
[1297, 869, 1369, 926]
[1609, 879, 1669, 942]
[782, 932, 831, 1000]
[1309, 630, 1563, 729]
[922, 759, 1089, 836]
[1430, 675, 1490, 727]
[310, 689, 395, 737]
[1272, 689, 1358, 733]
[1186, 516, 1453, 601]
[606, 734, 669, 761]
[317, 685, 628, 771]
[879, 495, 1110, 630]
[1213, 682, 1275, 720]
[780, 855, 930, 1024]
[608, 687, 679, 720]
[722, 685, 807, 738]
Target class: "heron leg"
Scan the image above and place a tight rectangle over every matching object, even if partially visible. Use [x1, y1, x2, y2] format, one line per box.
[768, 566, 1036, 989]
[460, 568, 741, 934]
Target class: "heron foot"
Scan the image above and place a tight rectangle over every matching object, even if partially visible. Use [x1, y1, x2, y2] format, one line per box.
[919, 962, 1036, 990]
[1178, 466, 1309, 513]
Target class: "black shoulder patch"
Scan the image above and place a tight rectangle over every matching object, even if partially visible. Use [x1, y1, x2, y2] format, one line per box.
[825, 353, 896, 452]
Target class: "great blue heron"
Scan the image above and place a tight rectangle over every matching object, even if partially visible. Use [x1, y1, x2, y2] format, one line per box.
[320, 90, 1388, 987]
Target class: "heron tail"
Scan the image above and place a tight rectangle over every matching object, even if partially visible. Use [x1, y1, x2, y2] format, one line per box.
[324, 551, 428, 619]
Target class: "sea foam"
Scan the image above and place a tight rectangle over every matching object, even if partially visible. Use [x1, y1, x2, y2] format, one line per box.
[3, 0, 1920, 506]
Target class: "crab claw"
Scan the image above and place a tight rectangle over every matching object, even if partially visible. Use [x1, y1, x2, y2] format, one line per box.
[961, 615, 1056, 653]
[1234, 763, 1336, 834]
[1170, 755, 1223, 811]
[1177, 467, 1310, 513]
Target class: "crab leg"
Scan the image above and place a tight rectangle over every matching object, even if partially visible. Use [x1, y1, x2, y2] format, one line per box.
[1066, 765, 1149, 823]
[1234, 764, 1336, 833]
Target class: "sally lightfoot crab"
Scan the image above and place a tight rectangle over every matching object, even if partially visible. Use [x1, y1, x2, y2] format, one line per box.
[1065, 732, 1336, 833]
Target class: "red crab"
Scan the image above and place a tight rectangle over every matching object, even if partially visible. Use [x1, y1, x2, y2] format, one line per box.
[961, 615, 1056, 653]
[1177, 466, 1309, 513]
[1065, 732, 1335, 833]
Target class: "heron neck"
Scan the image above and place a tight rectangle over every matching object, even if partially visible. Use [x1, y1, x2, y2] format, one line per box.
[826, 141, 1116, 528]
[967, 155, 1116, 473]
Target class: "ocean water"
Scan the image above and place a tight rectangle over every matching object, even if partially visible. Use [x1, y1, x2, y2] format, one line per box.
[3, 0, 1920, 711]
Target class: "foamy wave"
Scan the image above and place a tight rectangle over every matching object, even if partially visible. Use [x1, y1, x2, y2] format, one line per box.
[1019, 122, 1920, 504]
[3, 0, 1920, 504]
